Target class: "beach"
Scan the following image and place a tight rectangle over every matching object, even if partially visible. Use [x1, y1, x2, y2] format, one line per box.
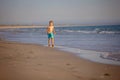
[0, 40, 120, 80]
[1, 0, 120, 79]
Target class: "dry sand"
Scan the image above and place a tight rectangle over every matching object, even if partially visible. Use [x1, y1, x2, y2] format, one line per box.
[0, 40, 120, 80]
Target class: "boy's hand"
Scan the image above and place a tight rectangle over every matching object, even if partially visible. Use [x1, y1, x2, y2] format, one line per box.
[54, 31, 56, 34]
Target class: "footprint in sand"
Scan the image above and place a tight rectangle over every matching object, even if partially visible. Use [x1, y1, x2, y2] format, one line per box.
[29, 51, 34, 54]
[66, 63, 71, 66]
[26, 56, 31, 59]
[100, 73, 111, 79]
[38, 63, 42, 66]
[104, 73, 111, 76]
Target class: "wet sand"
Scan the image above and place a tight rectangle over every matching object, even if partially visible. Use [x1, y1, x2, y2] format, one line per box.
[0, 40, 120, 80]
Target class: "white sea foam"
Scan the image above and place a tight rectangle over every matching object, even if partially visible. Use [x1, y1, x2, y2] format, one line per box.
[61, 30, 120, 34]
[55, 46, 120, 65]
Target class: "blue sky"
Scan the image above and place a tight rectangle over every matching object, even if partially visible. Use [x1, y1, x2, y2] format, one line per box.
[0, 0, 120, 25]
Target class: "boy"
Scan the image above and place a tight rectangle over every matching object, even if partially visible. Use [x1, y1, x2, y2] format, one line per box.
[46, 20, 56, 48]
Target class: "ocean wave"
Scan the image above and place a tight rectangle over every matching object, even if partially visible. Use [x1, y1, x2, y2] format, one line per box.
[60, 30, 120, 34]
[100, 53, 120, 61]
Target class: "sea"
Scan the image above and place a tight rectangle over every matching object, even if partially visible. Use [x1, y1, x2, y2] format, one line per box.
[0, 25, 120, 65]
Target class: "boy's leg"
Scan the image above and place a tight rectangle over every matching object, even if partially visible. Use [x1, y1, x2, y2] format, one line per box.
[51, 38, 54, 48]
[48, 39, 51, 47]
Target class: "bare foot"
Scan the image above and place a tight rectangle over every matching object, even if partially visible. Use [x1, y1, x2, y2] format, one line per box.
[48, 44, 50, 47]
[52, 44, 54, 48]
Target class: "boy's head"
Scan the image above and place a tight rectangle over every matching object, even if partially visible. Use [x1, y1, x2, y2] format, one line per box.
[49, 20, 54, 26]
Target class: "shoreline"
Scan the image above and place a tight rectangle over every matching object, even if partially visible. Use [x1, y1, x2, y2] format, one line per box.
[0, 40, 120, 80]
[0, 26, 120, 65]
[1, 38, 120, 66]
[56, 46, 120, 66]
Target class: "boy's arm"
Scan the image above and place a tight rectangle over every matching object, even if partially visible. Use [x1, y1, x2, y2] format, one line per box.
[46, 27, 48, 33]
[53, 28, 56, 34]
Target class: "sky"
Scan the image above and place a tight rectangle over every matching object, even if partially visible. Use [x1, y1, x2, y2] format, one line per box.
[0, 0, 120, 25]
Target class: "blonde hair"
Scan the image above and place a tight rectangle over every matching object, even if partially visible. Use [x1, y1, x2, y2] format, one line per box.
[49, 20, 54, 26]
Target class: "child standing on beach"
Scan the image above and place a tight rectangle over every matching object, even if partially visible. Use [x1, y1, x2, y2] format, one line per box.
[46, 20, 56, 48]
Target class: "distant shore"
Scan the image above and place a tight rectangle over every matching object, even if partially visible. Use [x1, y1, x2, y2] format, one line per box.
[0, 26, 46, 29]
[1, 24, 119, 29]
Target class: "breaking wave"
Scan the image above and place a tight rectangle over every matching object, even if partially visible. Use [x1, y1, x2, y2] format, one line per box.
[60, 30, 120, 34]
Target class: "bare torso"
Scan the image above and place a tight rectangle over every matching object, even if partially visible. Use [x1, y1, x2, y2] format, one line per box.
[47, 26, 54, 33]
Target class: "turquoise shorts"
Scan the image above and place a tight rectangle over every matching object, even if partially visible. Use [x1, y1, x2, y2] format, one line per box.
[47, 33, 54, 39]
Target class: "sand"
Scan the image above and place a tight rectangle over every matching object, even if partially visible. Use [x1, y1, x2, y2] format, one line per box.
[0, 40, 120, 80]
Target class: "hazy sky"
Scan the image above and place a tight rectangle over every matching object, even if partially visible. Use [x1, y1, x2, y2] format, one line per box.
[0, 0, 120, 25]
